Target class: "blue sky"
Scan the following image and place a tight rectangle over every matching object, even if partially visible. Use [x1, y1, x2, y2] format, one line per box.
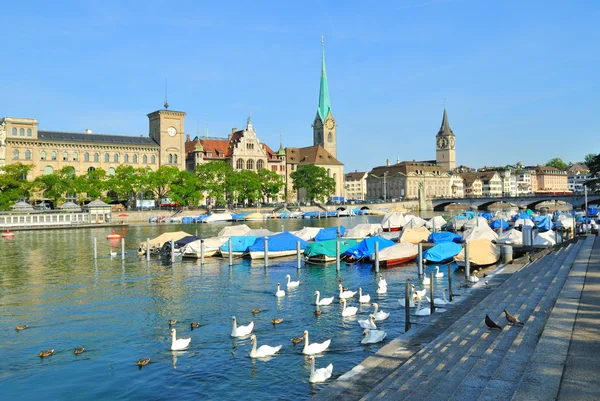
[2, 0, 599, 172]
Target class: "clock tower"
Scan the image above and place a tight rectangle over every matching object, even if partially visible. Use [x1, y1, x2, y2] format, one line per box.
[435, 107, 456, 171]
[148, 107, 186, 170]
[313, 37, 337, 158]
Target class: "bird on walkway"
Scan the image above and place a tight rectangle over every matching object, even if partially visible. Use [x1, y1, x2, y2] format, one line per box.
[485, 314, 503, 330]
[503, 309, 525, 325]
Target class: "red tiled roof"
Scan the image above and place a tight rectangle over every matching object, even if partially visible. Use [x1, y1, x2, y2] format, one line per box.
[286, 145, 342, 166]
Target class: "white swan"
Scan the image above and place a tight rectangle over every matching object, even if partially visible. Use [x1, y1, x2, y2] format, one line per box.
[422, 275, 431, 285]
[231, 316, 254, 337]
[358, 314, 377, 329]
[371, 303, 390, 321]
[170, 329, 191, 351]
[433, 289, 451, 307]
[414, 297, 431, 316]
[275, 283, 285, 297]
[302, 330, 331, 355]
[338, 284, 356, 299]
[361, 328, 387, 344]
[358, 287, 371, 303]
[399, 286, 417, 307]
[435, 266, 444, 278]
[376, 283, 387, 294]
[341, 299, 358, 317]
[378, 274, 388, 288]
[285, 274, 300, 288]
[308, 356, 333, 383]
[468, 273, 479, 283]
[412, 285, 427, 299]
[314, 291, 334, 306]
[249, 334, 281, 358]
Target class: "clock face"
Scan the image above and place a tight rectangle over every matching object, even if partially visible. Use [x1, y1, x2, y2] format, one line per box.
[437, 136, 448, 149]
[449, 136, 455, 149]
[167, 127, 177, 137]
[326, 120, 334, 129]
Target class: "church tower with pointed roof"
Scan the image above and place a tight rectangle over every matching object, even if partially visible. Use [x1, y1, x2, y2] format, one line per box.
[313, 37, 337, 158]
[435, 107, 456, 171]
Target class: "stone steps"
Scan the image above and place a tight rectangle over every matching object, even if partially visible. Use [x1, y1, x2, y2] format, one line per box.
[358, 241, 582, 401]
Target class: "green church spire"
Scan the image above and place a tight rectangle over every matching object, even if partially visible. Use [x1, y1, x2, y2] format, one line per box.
[317, 36, 332, 122]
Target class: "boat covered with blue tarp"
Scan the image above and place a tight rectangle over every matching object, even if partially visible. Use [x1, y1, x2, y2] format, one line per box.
[304, 239, 359, 264]
[490, 219, 509, 229]
[428, 231, 463, 244]
[220, 236, 259, 256]
[247, 232, 309, 259]
[533, 215, 552, 231]
[344, 236, 395, 260]
[314, 226, 346, 242]
[422, 242, 463, 264]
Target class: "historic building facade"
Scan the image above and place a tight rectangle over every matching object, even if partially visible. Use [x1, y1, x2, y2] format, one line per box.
[0, 109, 184, 180]
[345, 171, 368, 201]
[366, 161, 451, 200]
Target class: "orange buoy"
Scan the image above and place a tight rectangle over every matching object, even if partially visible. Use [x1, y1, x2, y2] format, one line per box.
[106, 231, 121, 240]
[2, 229, 15, 238]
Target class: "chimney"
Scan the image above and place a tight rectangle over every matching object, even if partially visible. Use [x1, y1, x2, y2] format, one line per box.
[85, 129, 92, 134]
[186, 134, 190, 141]
[231, 128, 237, 134]
[386, 159, 390, 167]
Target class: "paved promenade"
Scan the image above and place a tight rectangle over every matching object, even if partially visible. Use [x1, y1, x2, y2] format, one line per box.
[317, 235, 599, 401]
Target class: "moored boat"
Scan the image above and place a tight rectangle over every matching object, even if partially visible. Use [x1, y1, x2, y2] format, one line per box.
[455, 238, 500, 267]
[246, 232, 308, 259]
[181, 237, 228, 258]
[422, 242, 462, 264]
[304, 239, 358, 264]
[375, 243, 418, 268]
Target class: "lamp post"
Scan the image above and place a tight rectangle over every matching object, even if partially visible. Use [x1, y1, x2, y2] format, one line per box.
[383, 171, 387, 202]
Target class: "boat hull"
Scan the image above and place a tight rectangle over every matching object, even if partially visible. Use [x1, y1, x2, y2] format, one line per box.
[380, 254, 417, 268]
[247, 250, 298, 259]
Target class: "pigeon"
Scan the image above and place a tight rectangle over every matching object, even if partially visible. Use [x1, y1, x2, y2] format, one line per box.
[503, 309, 524, 325]
[485, 314, 502, 330]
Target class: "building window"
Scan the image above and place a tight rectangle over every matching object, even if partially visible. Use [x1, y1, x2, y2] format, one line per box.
[256, 160, 264, 170]
[20, 128, 24, 136]
[133, 154, 138, 164]
[87, 167, 95, 173]
[107, 167, 115, 176]
[327, 168, 331, 177]
[25, 150, 31, 160]
[44, 166, 54, 175]
[327, 133, 333, 143]
[40, 151, 46, 160]
[143, 155, 148, 164]
[151, 155, 156, 164]
[246, 159, 254, 170]
[104, 153, 109, 163]
[271, 166, 277, 172]
[173, 154, 177, 164]
[246, 143, 254, 150]
[63, 152, 68, 161]
[84, 152, 90, 162]
[27, 128, 32, 136]
[236, 159, 244, 170]
[51, 151, 57, 161]
[12, 128, 17, 136]
[124, 154, 129, 163]
[114, 154, 118, 163]
[168, 154, 173, 164]
[73, 152, 78, 161]
[13, 149, 19, 160]
[94, 153, 99, 162]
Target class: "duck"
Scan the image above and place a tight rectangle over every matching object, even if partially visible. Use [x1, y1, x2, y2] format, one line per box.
[314, 291, 334, 306]
[302, 330, 331, 355]
[435, 266, 444, 278]
[338, 284, 356, 299]
[39, 349, 54, 358]
[170, 328, 191, 351]
[414, 296, 431, 316]
[308, 356, 333, 383]
[468, 273, 480, 283]
[74, 347, 85, 355]
[249, 334, 281, 358]
[291, 336, 304, 345]
[358, 314, 377, 330]
[137, 358, 151, 366]
[275, 283, 286, 297]
[361, 328, 387, 344]
[358, 287, 371, 303]
[433, 289, 451, 307]
[190, 322, 200, 330]
[341, 299, 358, 317]
[231, 316, 254, 337]
[15, 325, 28, 331]
[314, 307, 323, 316]
[371, 303, 390, 321]
[271, 318, 283, 325]
[251, 308, 262, 314]
[168, 319, 177, 326]
[285, 274, 300, 288]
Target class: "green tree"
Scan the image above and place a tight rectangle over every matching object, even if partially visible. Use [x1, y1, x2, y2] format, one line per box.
[586, 153, 600, 191]
[258, 168, 284, 202]
[195, 161, 233, 205]
[290, 165, 336, 203]
[169, 169, 204, 207]
[237, 170, 262, 203]
[545, 158, 569, 170]
[583, 153, 596, 167]
[32, 168, 72, 206]
[0, 163, 34, 210]
[147, 166, 180, 201]
[107, 165, 138, 201]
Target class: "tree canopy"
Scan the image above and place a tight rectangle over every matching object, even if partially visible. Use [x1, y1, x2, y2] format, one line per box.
[586, 153, 600, 191]
[290, 165, 336, 203]
[545, 158, 569, 170]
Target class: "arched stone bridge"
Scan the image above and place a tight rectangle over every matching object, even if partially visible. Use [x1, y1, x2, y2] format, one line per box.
[432, 194, 600, 212]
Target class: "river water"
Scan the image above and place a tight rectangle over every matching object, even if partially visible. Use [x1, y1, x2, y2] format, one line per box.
[0, 215, 464, 400]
